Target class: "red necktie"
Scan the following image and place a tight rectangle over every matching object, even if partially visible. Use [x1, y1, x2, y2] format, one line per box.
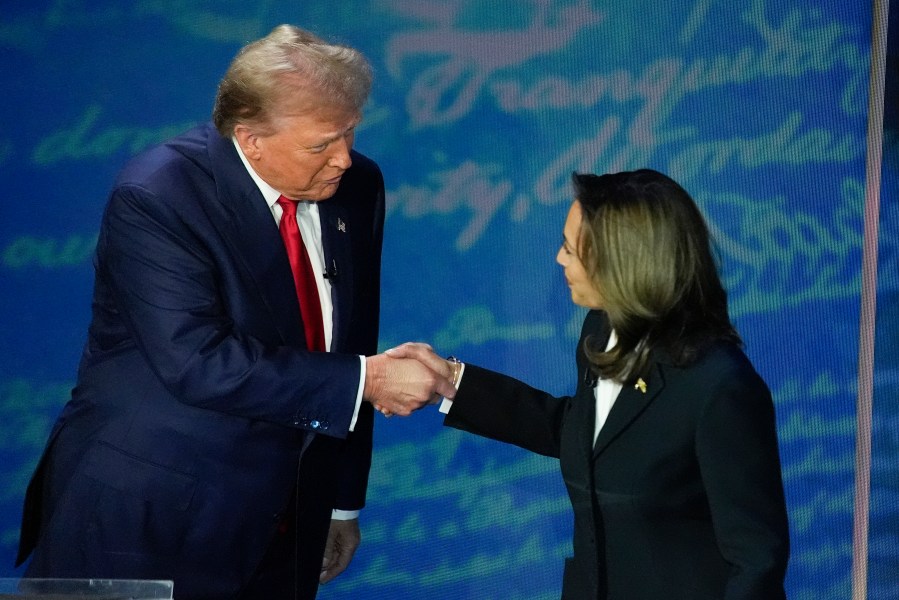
[277, 196, 326, 351]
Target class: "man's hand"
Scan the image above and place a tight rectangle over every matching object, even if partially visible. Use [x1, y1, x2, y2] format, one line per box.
[320, 518, 361, 584]
[386, 342, 454, 377]
[364, 344, 455, 416]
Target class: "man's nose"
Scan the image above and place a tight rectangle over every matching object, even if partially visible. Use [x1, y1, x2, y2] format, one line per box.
[328, 137, 352, 169]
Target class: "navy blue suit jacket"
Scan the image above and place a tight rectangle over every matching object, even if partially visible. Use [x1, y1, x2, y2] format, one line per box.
[17, 123, 384, 599]
[445, 310, 790, 600]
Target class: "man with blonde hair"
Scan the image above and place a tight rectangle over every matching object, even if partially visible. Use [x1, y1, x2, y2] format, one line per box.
[17, 25, 452, 600]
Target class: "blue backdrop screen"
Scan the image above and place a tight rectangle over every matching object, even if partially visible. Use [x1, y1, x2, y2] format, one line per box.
[0, 1, 892, 599]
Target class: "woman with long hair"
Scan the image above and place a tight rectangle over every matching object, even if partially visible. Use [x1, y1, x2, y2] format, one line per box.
[391, 169, 790, 599]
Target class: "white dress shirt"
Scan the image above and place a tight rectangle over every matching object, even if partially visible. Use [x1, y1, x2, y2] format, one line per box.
[593, 330, 623, 444]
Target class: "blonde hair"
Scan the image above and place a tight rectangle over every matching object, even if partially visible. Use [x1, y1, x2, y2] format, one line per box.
[212, 24, 372, 136]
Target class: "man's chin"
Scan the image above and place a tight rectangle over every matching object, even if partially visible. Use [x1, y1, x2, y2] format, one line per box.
[299, 181, 342, 202]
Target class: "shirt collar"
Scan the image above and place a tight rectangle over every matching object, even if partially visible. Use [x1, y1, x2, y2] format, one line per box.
[232, 136, 282, 211]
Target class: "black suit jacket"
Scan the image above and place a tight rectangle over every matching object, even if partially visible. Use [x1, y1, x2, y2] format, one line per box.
[17, 123, 384, 599]
[445, 310, 789, 600]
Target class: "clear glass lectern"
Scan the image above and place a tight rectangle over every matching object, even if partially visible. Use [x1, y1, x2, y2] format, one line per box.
[0, 579, 174, 599]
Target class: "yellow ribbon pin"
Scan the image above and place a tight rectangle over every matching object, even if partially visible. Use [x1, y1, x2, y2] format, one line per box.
[634, 378, 647, 394]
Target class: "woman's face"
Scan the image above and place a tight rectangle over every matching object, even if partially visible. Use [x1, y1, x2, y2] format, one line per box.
[556, 200, 604, 309]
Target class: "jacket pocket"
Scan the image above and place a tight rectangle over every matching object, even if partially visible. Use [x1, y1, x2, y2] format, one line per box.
[83, 441, 196, 510]
[80, 441, 199, 561]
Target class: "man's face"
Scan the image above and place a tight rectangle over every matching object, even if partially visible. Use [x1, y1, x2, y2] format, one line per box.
[237, 104, 360, 201]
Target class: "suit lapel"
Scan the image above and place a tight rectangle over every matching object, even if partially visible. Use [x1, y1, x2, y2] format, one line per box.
[318, 194, 354, 353]
[203, 127, 305, 347]
[575, 378, 599, 466]
[592, 361, 666, 458]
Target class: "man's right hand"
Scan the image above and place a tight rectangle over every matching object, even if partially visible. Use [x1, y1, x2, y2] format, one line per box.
[363, 348, 455, 417]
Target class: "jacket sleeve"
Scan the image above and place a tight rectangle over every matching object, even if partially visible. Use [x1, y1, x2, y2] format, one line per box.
[97, 182, 360, 436]
[695, 364, 790, 599]
[444, 364, 571, 459]
[443, 310, 606, 458]
[443, 310, 609, 458]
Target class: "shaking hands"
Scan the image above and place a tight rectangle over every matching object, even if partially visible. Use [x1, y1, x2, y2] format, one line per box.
[363, 343, 455, 417]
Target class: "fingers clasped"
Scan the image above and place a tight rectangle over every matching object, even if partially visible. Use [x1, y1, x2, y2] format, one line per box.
[364, 343, 456, 418]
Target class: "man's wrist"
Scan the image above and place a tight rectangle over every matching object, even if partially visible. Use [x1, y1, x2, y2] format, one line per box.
[332, 509, 360, 521]
[362, 354, 383, 401]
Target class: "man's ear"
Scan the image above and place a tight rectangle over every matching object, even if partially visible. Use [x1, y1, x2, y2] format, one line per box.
[233, 124, 261, 160]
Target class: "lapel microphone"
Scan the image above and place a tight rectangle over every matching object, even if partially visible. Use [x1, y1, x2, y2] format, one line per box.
[323, 259, 338, 281]
[583, 368, 597, 388]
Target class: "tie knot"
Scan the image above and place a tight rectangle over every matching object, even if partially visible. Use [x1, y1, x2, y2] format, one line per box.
[277, 195, 297, 217]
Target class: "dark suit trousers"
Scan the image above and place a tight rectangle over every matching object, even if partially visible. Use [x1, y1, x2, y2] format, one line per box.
[241, 438, 337, 600]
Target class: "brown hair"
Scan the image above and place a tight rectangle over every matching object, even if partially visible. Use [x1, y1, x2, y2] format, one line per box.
[572, 169, 740, 383]
[212, 24, 372, 137]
